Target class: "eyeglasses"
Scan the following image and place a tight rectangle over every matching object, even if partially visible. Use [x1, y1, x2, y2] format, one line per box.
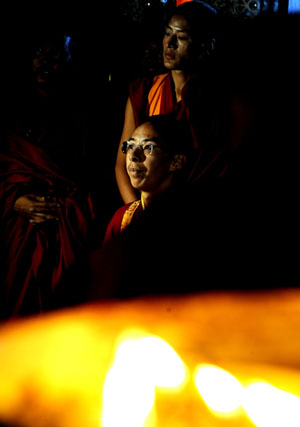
[121, 141, 159, 156]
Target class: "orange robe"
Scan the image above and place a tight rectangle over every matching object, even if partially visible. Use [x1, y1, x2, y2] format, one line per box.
[128, 72, 230, 184]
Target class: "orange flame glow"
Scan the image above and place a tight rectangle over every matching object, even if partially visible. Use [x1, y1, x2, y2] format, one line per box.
[194, 363, 300, 427]
[100, 331, 187, 427]
[243, 382, 300, 427]
[194, 364, 243, 415]
[0, 289, 299, 427]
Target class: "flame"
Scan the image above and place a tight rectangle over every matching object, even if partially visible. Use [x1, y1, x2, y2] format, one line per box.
[243, 382, 300, 427]
[194, 364, 300, 427]
[194, 364, 243, 414]
[101, 332, 186, 427]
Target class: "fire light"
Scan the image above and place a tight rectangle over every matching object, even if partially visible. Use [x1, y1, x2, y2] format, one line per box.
[0, 289, 299, 427]
[194, 363, 300, 427]
[243, 382, 300, 427]
[194, 364, 243, 415]
[100, 331, 187, 427]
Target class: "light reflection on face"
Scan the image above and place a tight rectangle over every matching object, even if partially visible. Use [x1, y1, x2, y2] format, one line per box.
[126, 122, 174, 194]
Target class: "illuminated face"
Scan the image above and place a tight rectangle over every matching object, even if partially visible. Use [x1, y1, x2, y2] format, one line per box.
[163, 14, 194, 70]
[126, 122, 174, 194]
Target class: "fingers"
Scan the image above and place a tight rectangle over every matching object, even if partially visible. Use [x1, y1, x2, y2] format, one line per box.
[29, 195, 47, 202]
[29, 212, 60, 225]
[26, 195, 60, 224]
[29, 200, 60, 224]
[29, 202, 60, 213]
[15, 194, 61, 224]
[29, 205, 60, 225]
[28, 195, 60, 215]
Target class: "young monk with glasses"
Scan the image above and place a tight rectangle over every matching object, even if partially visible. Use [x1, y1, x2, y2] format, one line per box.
[104, 114, 193, 243]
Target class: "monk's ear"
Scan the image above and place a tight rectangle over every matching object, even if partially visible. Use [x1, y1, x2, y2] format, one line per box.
[170, 154, 186, 172]
[198, 37, 216, 62]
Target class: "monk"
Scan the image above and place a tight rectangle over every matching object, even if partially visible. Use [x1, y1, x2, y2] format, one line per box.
[115, 1, 222, 204]
[0, 31, 95, 319]
[104, 114, 193, 243]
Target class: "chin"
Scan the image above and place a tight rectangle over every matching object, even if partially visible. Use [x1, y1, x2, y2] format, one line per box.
[163, 62, 175, 70]
[130, 180, 142, 191]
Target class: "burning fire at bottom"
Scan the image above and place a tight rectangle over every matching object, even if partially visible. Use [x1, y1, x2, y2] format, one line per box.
[100, 330, 300, 427]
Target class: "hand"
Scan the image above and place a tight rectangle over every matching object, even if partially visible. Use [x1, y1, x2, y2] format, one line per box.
[14, 194, 60, 224]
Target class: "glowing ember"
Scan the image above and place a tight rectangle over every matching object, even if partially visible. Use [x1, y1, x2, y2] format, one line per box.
[243, 382, 300, 427]
[194, 364, 243, 414]
[100, 331, 186, 427]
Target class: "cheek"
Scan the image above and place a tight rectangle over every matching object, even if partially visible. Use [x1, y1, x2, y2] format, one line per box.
[180, 43, 193, 59]
[146, 157, 162, 172]
[146, 157, 171, 179]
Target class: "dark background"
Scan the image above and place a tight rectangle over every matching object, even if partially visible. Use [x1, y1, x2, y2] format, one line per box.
[0, 0, 296, 235]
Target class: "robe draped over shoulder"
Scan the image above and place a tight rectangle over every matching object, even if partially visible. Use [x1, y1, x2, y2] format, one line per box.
[0, 108, 95, 318]
[128, 72, 230, 183]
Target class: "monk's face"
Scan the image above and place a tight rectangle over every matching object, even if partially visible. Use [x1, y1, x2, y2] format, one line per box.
[163, 14, 194, 70]
[126, 123, 174, 194]
[32, 41, 66, 88]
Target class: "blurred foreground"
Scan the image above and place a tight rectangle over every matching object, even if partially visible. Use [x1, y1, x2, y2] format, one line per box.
[0, 288, 300, 426]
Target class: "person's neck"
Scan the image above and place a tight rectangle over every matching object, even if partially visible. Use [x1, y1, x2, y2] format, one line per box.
[141, 179, 175, 209]
[141, 192, 153, 209]
[171, 70, 198, 102]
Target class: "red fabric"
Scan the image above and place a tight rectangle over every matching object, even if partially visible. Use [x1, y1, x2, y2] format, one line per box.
[128, 75, 153, 126]
[129, 73, 176, 127]
[103, 203, 131, 243]
[103, 201, 143, 244]
[0, 127, 95, 318]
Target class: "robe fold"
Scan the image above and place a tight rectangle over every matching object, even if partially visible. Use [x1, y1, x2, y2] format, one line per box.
[103, 200, 142, 244]
[0, 112, 95, 318]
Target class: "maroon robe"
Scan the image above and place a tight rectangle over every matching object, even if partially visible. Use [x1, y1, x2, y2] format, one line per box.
[128, 72, 246, 184]
[0, 107, 95, 318]
[103, 200, 143, 244]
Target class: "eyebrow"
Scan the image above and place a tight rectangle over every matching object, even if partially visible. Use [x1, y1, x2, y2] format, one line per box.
[127, 137, 160, 144]
[165, 24, 190, 34]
